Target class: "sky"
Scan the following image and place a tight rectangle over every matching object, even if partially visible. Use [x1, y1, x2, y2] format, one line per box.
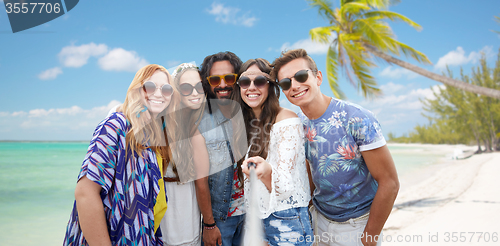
[0, 0, 499, 141]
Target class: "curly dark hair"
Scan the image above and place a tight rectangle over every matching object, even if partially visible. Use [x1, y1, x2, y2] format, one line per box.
[199, 51, 243, 100]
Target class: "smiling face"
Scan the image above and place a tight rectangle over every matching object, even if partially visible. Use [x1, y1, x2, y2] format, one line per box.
[209, 60, 235, 104]
[278, 58, 322, 108]
[179, 69, 205, 110]
[140, 70, 172, 117]
[240, 64, 269, 114]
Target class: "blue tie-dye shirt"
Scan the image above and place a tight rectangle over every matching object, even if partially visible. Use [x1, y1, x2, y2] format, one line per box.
[298, 98, 386, 222]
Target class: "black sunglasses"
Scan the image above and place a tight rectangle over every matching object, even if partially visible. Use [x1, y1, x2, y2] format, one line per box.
[179, 82, 204, 96]
[142, 81, 173, 97]
[237, 75, 269, 89]
[278, 69, 312, 91]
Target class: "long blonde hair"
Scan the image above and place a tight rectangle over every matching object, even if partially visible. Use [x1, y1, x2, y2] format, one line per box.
[169, 63, 206, 182]
[119, 64, 179, 168]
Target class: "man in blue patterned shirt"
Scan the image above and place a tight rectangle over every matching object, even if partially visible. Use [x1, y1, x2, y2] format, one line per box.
[271, 49, 399, 246]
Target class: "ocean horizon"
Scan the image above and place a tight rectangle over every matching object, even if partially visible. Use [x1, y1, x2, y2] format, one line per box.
[0, 141, 451, 245]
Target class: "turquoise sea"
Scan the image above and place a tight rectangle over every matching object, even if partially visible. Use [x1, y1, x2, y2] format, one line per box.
[0, 142, 446, 246]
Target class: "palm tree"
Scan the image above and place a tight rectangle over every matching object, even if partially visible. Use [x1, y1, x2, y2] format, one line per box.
[493, 16, 500, 34]
[308, 0, 500, 99]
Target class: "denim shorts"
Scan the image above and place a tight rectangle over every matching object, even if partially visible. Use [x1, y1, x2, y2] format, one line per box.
[263, 206, 313, 246]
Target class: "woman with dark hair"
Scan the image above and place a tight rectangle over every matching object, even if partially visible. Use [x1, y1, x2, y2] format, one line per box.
[64, 64, 176, 245]
[234, 58, 313, 246]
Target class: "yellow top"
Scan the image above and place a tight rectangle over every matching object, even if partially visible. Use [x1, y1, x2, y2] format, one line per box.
[153, 152, 167, 233]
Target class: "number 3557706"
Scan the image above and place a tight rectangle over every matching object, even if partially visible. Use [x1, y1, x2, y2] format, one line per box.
[5, 2, 61, 14]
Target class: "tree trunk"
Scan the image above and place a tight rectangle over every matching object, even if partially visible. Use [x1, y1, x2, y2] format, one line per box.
[483, 138, 491, 152]
[472, 127, 482, 153]
[363, 45, 500, 99]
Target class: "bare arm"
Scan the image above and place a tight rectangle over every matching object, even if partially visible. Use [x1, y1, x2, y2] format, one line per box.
[192, 131, 221, 246]
[361, 145, 399, 246]
[74, 177, 112, 246]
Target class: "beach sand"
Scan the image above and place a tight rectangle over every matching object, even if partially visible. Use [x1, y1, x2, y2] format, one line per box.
[383, 144, 500, 245]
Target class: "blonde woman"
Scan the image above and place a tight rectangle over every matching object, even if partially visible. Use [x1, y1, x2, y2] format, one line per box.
[64, 64, 177, 246]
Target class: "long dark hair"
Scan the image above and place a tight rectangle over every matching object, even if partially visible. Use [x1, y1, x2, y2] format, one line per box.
[233, 58, 281, 159]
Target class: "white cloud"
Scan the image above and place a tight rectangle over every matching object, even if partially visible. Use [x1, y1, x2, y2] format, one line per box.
[280, 38, 331, 55]
[380, 82, 405, 95]
[0, 100, 122, 140]
[206, 2, 258, 27]
[379, 66, 419, 79]
[11, 111, 27, 117]
[435, 46, 494, 70]
[98, 48, 149, 72]
[38, 67, 63, 80]
[28, 105, 83, 118]
[355, 82, 445, 135]
[40, 43, 149, 80]
[58, 42, 108, 67]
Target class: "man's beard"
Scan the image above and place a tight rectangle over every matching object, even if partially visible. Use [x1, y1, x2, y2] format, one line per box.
[213, 86, 234, 105]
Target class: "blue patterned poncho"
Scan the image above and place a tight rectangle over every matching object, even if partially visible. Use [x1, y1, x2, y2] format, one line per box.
[63, 112, 164, 246]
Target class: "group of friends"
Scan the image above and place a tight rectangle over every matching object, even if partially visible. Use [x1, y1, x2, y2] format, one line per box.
[63, 49, 400, 246]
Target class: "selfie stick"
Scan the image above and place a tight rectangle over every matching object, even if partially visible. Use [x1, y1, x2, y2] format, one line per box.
[245, 161, 264, 245]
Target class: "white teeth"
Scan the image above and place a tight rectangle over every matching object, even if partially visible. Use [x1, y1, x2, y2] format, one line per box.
[293, 91, 306, 98]
[247, 94, 259, 98]
[218, 91, 229, 95]
[189, 98, 200, 103]
[149, 100, 163, 104]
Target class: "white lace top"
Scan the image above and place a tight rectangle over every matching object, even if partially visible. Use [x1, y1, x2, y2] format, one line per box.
[244, 117, 311, 219]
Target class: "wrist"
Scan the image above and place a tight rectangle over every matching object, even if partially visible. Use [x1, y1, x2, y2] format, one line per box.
[202, 220, 216, 228]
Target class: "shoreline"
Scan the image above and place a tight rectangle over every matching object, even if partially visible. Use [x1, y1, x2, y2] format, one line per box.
[383, 145, 500, 245]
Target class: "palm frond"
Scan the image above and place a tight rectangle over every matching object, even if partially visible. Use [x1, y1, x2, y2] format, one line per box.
[349, 55, 381, 98]
[338, 33, 367, 65]
[363, 10, 422, 30]
[338, 45, 357, 86]
[354, 18, 398, 54]
[307, 0, 337, 24]
[394, 40, 432, 64]
[338, 35, 379, 98]
[493, 16, 500, 34]
[340, 2, 370, 17]
[310, 26, 338, 44]
[360, 0, 393, 9]
[326, 46, 346, 99]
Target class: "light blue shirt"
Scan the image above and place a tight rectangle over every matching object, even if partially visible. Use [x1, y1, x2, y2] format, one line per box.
[299, 98, 386, 222]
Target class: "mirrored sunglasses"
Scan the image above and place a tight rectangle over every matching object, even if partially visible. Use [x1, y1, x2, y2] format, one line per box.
[142, 81, 173, 97]
[237, 75, 269, 89]
[179, 82, 204, 96]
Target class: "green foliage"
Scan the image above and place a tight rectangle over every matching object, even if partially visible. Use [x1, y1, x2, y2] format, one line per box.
[493, 16, 500, 34]
[307, 0, 429, 98]
[390, 50, 500, 151]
